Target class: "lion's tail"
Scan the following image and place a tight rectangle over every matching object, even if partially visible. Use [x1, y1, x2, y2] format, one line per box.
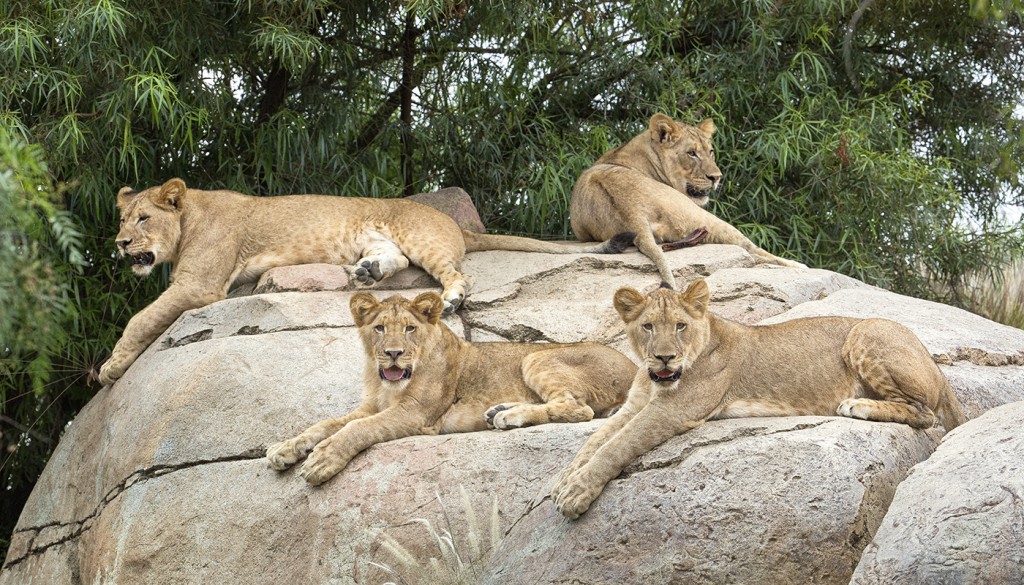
[936, 379, 966, 431]
[462, 230, 635, 254]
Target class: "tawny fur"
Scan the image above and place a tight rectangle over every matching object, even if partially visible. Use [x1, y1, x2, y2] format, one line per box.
[266, 292, 635, 485]
[99, 178, 631, 385]
[551, 280, 965, 519]
[570, 113, 805, 289]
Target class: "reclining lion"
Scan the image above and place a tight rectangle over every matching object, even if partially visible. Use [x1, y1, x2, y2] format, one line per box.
[552, 280, 965, 519]
[267, 292, 636, 485]
[99, 178, 633, 385]
[570, 113, 805, 289]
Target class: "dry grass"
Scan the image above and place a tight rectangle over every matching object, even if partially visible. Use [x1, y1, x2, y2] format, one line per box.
[369, 486, 504, 585]
[962, 257, 1024, 330]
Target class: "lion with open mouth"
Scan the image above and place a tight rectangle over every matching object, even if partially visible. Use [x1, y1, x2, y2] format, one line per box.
[267, 292, 636, 485]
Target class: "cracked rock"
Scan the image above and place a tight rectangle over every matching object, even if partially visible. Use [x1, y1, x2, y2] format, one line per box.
[3, 243, 1022, 585]
[851, 401, 1024, 584]
[481, 417, 940, 585]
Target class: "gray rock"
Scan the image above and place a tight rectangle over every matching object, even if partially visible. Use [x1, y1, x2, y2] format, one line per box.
[253, 263, 350, 294]
[851, 401, 1024, 585]
[484, 417, 941, 585]
[406, 186, 486, 233]
[3, 244, 1022, 585]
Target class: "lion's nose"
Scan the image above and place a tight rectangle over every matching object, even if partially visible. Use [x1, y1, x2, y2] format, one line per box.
[385, 349, 404, 360]
[655, 354, 675, 365]
[708, 173, 722, 189]
[117, 238, 132, 251]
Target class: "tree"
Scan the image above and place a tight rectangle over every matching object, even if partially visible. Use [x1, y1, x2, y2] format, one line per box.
[1, 0, 1021, 558]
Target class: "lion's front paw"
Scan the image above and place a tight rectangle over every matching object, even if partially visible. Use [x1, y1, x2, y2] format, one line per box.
[783, 258, 807, 269]
[296, 442, 348, 485]
[553, 471, 603, 520]
[352, 260, 383, 286]
[550, 466, 575, 500]
[485, 403, 529, 430]
[97, 358, 126, 386]
[266, 437, 317, 471]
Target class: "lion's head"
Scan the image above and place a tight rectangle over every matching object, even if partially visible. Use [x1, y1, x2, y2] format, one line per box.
[614, 280, 712, 386]
[115, 178, 187, 277]
[646, 113, 721, 207]
[350, 292, 445, 388]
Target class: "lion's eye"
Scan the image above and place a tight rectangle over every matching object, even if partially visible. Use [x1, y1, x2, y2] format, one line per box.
[405, 325, 416, 333]
[709, 149, 715, 158]
[137, 215, 149, 224]
[688, 150, 698, 158]
[374, 325, 385, 333]
[642, 323, 653, 332]
[676, 323, 687, 331]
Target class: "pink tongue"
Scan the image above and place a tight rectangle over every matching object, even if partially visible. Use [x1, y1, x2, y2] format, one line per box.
[656, 369, 675, 378]
[383, 367, 406, 381]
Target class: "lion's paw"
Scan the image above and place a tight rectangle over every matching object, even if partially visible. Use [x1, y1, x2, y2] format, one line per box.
[353, 260, 383, 285]
[266, 437, 316, 471]
[97, 358, 126, 386]
[837, 398, 870, 420]
[550, 466, 575, 500]
[297, 446, 347, 486]
[441, 294, 464, 315]
[553, 472, 602, 520]
[485, 403, 529, 430]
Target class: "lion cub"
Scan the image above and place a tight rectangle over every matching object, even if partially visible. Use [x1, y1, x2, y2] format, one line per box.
[267, 292, 635, 485]
[552, 280, 965, 519]
[570, 113, 805, 289]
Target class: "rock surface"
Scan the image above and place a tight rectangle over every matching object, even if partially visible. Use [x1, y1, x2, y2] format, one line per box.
[851, 401, 1024, 584]
[3, 242, 1024, 585]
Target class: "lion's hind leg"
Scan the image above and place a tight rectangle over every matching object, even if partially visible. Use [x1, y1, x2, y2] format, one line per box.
[485, 349, 612, 431]
[350, 233, 410, 286]
[836, 397, 934, 428]
[838, 320, 941, 429]
[485, 399, 594, 430]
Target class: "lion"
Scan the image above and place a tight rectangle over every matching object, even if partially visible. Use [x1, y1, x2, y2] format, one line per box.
[551, 280, 965, 519]
[266, 291, 636, 485]
[570, 113, 805, 289]
[98, 178, 634, 385]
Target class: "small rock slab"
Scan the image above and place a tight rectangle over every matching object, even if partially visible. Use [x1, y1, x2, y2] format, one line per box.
[254, 263, 349, 294]
[406, 186, 486, 233]
[706, 267, 867, 324]
[851, 400, 1024, 584]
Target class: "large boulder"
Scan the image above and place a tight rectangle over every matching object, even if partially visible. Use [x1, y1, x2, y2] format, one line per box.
[851, 400, 1024, 584]
[3, 244, 1023, 585]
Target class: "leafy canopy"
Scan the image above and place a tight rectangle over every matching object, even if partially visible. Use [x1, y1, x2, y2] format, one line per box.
[1, 0, 1022, 557]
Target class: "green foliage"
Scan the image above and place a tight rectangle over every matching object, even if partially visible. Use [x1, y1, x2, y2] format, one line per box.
[0, 129, 86, 553]
[0, 0, 1022, 558]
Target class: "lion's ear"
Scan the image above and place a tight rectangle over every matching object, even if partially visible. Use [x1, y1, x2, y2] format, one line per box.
[649, 113, 682, 145]
[697, 118, 716, 138]
[613, 287, 647, 323]
[411, 292, 444, 325]
[350, 293, 381, 327]
[681, 279, 711, 317]
[116, 186, 137, 209]
[154, 178, 187, 210]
